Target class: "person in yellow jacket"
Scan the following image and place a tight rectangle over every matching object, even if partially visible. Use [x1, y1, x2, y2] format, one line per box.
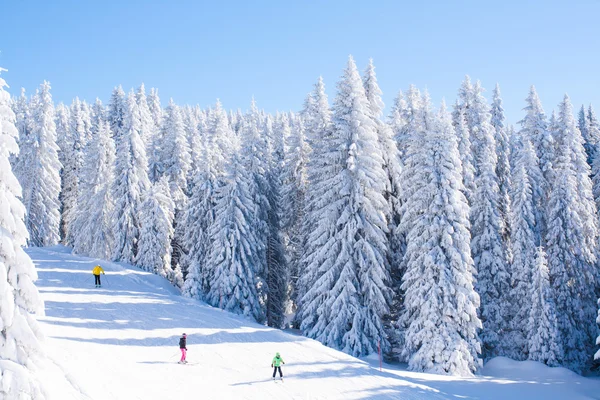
[92, 265, 105, 287]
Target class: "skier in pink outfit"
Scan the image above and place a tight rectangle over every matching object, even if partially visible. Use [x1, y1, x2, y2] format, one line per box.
[179, 333, 187, 364]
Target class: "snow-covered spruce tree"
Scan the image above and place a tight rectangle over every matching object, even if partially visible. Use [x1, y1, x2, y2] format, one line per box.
[388, 90, 408, 162]
[518, 86, 551, 243]
[469, 81, 510, 360]
[400, 101, 481, 376]
[281, 113, 309, 315]
[528, 246, 561, 366]
[79, 100, 93, 145]
[161, 100, 192, 209]
[363, 59, 404, 360]
[54, 102, 70, 170]
[507, 133, 543, 360]
[546, 95, 598, 372]
[135, 83, 154, 154]
[240, 99, 269, 302]
[491, 84, 512, 253]
[10, 88, 30, 174]
[72, 118, 115, 259]
[265, 114, 287, 328]
[136, 177, 175, 279]
[181, 100, 231, 300]
[295, 77, 333, 317]
[160, 100, 192, 280]
[91, 98, 106, 135]
[578, 105, 594, 167]
[111, 92, 151, 263]
[20, 82, 62, 247]
[108, 85, 126, 141]
[205, 136, 265, 322]
[299, 57, 391, 357]
[0, 68, 47, 399]
[452, 99, 475, 203]
[591, 106, 600, 213]
[182, 105, 200, 185]
[60, 97, 86, 245]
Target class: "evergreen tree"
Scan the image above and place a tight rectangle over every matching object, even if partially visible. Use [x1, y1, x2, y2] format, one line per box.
[490, 84, 512, 252]
[161, 100, 192, 209]
[400, 101, 481, 376]
[72, 119, 115, 259]
[528, 247, 561, 366]
[11, 88, 30, 174]
[518, 86, 551, 243]
[20, 82, 62, 246]
[578, 105, 594, 167]
[507, 133, 543, 360]
[136, 177, 176, 279]
[452, 82, 476, 202]
[61, 98, 86, 245]
[546, 95, 598, 372]
[205, 138, 265, 321]
[136, 83, 154, 154]
[265, 115, 287, 328]
[469, 80, 510, 360]
[299, 57, 390, 357]
[362, 59, 404, 359]
[388, 90, 408, 162]
[111, 92, 151, 263]
[181, 100, 232, 300]
[0, 68, 47, 399]
[296, 77, 333, 315]
[108, 85, 126, 141]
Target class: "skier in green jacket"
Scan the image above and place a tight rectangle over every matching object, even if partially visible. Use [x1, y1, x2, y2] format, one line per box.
[271, 352, 285, 380]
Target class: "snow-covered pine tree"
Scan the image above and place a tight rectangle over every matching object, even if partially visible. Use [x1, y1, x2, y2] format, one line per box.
[388, 90, 408, 162]
[295, 77, 333, 317]
[400, 101, 481, 376]
[362, 59, 404, 360]
[136, 177, 175, 279]
[265, 114, 287, 328]
[578, 105, 595, 167]
[91, 98, 106, 136]
[161, 100, 192, 209]
[136, 83, 154, 154]
[490, 84, 512, 253]
[281, 113, 309, 315]
[60, 97, 86, 245]
[507, 133, 543, 360]
[452, 98, 476, 203]
[0, 68, 47, 399]
[181, 100, 232, 300]
[80, 100, 93, 145]
[108, 85, 126, 141]
[469, 80, 510, 360]
[20, 82, 62, 247]
[299, 56, 390, 357]
[546, 95, 598, 372]
[72, 118, 115, 258]
[10, 88, 30, 174]
[54, 102, 70, 171]
[518, 86, 551, 243]
[111, 92, 151, 263]
[205, 135, 265, 322]
[240, 98, 269, 303]
[528, 246, 561, 366]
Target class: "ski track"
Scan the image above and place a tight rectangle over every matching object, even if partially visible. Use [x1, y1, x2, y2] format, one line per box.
[29, 246, 600, 400]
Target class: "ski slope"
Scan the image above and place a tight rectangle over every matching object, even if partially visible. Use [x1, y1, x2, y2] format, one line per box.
[29, 246, 600, 399]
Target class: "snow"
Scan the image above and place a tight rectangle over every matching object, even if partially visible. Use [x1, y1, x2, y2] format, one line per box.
[30, 246, 600, 399]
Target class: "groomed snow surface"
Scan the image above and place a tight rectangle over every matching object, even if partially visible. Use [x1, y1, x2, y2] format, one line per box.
[31, 246, 600, 399]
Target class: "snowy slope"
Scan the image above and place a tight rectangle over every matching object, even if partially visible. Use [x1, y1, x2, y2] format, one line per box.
[30, 246, 600, 400]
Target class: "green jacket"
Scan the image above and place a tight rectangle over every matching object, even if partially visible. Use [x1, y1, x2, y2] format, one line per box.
[272, 355, 284, 367]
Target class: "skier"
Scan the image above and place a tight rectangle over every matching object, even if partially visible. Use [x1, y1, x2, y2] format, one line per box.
[271, 352, 285, 381]
[179, 333, 187, 364]
[92, 265, 105, 287]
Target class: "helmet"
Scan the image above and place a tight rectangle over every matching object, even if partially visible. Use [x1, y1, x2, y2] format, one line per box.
[182, 333, 187, 337]
[276, 352, 280, 357]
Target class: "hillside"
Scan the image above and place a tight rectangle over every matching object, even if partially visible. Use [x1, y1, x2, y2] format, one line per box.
[29, 246, 600, 400]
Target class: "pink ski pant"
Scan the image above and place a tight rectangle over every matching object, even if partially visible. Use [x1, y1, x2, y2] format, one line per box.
[180, 348, 186, 361]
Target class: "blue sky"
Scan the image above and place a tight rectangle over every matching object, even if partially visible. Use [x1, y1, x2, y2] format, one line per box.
[1, 0, 599, 123]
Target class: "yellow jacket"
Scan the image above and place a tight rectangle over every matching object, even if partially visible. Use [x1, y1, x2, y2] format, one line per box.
[92, 266, 105, 275]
